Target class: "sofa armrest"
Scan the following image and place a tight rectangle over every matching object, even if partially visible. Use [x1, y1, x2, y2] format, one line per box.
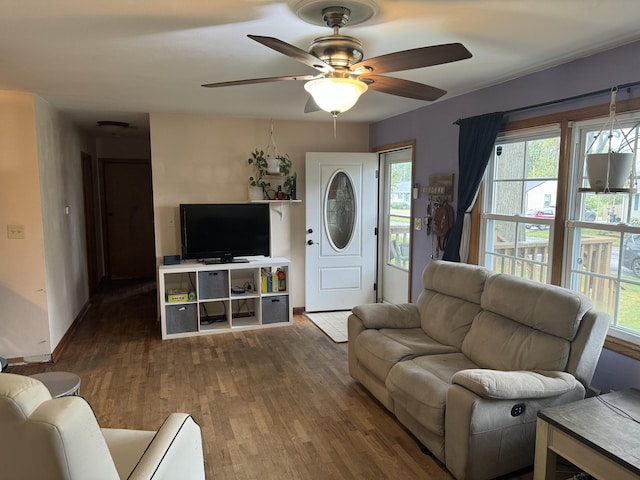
[351, 303, 420, 329]
[128, 413, 205, 480]
[452, 369, 578, 400]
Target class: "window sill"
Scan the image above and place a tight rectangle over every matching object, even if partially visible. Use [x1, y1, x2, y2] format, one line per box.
[604, 335, 640, 362]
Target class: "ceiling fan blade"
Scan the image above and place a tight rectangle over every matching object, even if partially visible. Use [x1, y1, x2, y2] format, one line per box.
[202, 74, 318, 88]
[352, 43, 471, 74]
[304, 96, 320, 113]
[362, 75, 447, 101]
[248, 35, 334, 73]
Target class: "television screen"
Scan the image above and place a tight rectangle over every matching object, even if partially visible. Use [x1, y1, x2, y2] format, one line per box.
[180, 203, 271, 263]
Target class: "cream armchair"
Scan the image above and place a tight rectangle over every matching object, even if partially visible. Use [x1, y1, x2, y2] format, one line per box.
[0, 373, 205, 479]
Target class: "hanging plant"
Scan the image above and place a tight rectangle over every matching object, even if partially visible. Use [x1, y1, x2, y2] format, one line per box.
[584, 88, 637, 191]
[248, 121, 297, 199]
[247, 149, 271, 188]
[276, 154, 292, 176]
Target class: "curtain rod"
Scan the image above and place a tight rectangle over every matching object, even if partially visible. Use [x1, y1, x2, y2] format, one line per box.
[454, 80, 640, 125]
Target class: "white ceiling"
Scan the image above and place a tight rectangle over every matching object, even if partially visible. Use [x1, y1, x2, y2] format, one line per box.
[1, 0, 640, 137]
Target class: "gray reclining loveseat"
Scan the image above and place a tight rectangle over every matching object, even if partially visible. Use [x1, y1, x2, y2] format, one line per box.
[348, 260, 609, 480]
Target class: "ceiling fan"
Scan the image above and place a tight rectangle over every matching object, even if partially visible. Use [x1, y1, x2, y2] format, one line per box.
[202, 5, 472, 118]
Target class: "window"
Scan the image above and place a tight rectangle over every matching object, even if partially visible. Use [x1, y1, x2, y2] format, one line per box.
[385, 160, 412, 270]
[480, 111, 640, 345]
[565, 114, 640, 343]
[481, 127, 561, 282]
[325, 170, 356, 250]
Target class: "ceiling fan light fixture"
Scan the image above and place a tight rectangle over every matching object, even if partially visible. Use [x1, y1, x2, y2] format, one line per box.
[304, 77, 368, 115]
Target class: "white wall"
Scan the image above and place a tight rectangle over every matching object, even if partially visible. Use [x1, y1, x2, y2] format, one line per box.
[149, 113, 369, 307]
[0, 91, 94, 361]
[34, 97, 95, 355]
[0, 91, 50, 359]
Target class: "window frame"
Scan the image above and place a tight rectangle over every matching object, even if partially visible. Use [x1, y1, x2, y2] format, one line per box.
[470, 96, 640, 358]
[480, 125, 561, 283]
[563, 113, 640, 345]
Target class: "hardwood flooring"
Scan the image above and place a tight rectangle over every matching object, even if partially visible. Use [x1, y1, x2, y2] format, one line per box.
[6, 281, 578, 479]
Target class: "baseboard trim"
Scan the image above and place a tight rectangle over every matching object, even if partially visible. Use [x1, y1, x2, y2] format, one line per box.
[52, 301, 91, 363]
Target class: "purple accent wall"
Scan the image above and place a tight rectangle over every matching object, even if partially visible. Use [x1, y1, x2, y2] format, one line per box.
[591, 348, 640, 393]
[370, 39, 640, 392]
[371, 39, 640, 300]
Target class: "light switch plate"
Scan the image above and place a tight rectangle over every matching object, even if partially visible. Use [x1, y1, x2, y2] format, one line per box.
[7, 224, 25, 239]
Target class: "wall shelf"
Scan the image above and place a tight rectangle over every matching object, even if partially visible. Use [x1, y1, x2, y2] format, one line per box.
[250, 199, 302, 204]
[250, 199, 302, 219]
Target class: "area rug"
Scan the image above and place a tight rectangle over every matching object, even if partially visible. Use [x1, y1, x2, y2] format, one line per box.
[304, 311, 350, 343]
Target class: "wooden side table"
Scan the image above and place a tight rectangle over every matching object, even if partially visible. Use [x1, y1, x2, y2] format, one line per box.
[30, 371, 81, 398]
[534, 389, 640, 480]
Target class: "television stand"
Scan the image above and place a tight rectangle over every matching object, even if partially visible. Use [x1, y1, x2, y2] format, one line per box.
[158, 257, 291, 339]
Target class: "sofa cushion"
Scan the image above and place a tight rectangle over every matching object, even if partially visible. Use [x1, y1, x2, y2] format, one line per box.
[422, 260, 492, 305]
[416, 291, 484, 349]
[355, 329, 458, 381]
[462, 311, 570, 371]
[452, 369, 578, 399]
[481, 274, 591, 340]
[354, 330, 417, 381]
[386, 353, 479, 435]
[416, 260, 492, 349]
[379, 328, 459, 356]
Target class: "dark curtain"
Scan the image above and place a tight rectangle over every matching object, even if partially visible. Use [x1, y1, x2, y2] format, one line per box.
[443, 112, 504, 262]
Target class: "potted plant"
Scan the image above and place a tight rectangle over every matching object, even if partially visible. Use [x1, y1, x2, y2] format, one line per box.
[264, 153, 291, 176]
[283, 171, 297, 200]
[585, 97, 638, 190]
[273, 154, 296, 199]
[247, 149, 270, 200]
[586, 151, 634, 190]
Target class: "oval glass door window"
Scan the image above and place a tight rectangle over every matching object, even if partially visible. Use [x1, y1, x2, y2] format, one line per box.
[324, 170, 356, 250]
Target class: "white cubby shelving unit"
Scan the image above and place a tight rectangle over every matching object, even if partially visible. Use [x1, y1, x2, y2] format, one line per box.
[158, 257, 291, 339]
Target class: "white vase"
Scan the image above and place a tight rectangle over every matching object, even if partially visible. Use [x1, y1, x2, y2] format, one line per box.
[248, 185, 264, 201]
[586, 152, 634, 189]
[266, 158, 281, 175]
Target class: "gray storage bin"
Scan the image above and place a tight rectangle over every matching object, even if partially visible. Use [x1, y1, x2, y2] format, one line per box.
[198, 270, 228, 299]
[261, 295, 289, 324]
[166, 303, 198, 334]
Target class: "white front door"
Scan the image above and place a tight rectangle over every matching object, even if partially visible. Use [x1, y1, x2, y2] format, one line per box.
[305, 152, 378, 312]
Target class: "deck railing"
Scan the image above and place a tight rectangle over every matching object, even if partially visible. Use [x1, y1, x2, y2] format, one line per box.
[493, 236, 616, 311]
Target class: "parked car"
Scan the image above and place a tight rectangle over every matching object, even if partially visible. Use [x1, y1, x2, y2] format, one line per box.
[622, 234, 640, 277]
[525, 207, 555, 230]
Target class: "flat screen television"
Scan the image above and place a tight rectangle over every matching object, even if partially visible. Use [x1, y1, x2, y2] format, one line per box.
[180, 203, 271, 263]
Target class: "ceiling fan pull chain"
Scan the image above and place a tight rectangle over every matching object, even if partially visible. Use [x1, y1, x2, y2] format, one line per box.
[333, 114, 337, 139]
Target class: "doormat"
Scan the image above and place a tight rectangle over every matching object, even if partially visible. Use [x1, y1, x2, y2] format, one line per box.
[304, 311, 350, 343]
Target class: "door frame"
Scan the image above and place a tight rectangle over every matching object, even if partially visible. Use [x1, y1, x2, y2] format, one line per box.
[374, 140, 416, 301]
[81, 152, 100, 292]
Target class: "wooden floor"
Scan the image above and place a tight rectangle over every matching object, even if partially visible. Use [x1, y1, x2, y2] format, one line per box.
[6, 281, 578, 480]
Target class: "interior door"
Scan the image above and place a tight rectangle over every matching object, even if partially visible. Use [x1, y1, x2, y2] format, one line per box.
[102, 159, 156, 279]
[305, 152, 378, 312]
